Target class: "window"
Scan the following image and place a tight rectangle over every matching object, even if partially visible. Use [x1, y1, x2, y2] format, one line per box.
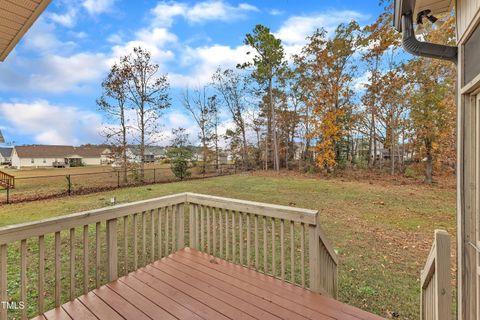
[464, 26, 480, 85]
[43, 159, 46, 164]
[31, 159, 34, 164]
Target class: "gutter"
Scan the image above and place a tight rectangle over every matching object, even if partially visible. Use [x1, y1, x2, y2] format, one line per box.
[401, 12, 458, 63]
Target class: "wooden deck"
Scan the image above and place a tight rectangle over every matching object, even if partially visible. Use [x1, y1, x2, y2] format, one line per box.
[32, 248, 383, 320]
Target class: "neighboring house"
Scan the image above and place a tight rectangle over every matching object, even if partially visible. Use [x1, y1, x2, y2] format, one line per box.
[353, 138, 412, 162]
[100, 148, 115, 164]
[11, 145, 111, 169]
[0, 147, 13, 165]
[125, 146, 167, 163]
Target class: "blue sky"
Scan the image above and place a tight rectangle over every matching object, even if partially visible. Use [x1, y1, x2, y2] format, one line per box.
[0, 0, 384, 146]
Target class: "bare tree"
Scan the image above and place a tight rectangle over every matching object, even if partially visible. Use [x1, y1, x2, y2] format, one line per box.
[208, 95, 220, 169]
[182, 86, 215, 173]
[97, 63, 130, 182]
[120, 47, 171, 179]
[212, 68, 249, 170]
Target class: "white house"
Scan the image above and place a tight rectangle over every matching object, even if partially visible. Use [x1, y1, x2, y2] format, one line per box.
[11, 145, 111, 169]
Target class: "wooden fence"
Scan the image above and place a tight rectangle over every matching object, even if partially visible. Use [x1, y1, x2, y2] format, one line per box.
[420, 229, 451, 320]
[0, 192, 337, 319]
[0, 171, 14, 189]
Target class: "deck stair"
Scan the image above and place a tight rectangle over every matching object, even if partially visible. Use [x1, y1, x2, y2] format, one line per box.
[0, 170, 14, 189]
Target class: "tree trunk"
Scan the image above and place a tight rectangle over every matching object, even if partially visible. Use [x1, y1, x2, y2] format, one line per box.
[269, 79, 280, 172]
[390, 128, 395, 175]
[120, 106, 128, 183]
[241, 125, 248, 170]
[264, 137, 268, 170]
[425, 139, 433, 184]
[140, 103, 145, 181]
[368, 112, 376, 168]
[215, 123, 219, 170]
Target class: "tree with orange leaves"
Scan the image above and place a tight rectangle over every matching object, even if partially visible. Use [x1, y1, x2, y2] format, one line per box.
[404, 14, 456, 183]
[294, 21, 360, 171]
[361, 5, 401, 168]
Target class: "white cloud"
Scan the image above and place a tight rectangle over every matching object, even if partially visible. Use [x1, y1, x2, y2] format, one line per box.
[0, 101, 103, 145]
[276, 10, 368, 46]
[30, 53, 109, 92]
[107, 33, 123, 44]
[0, 52, 109, 93]
[48, 7, 78, 28]
[269, 9, 284, 16]
[353, 70, 371, 92]
[82, 0, 116, 15]
[109, 27, 177, 68]
[169, 44, 251, 87]
[22, 18, 74, 53]
[151, 0, 258, 27]
[47, 0, 116, 28]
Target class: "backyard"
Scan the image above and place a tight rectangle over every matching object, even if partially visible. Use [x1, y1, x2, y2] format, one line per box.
[0, 172, 456, 319]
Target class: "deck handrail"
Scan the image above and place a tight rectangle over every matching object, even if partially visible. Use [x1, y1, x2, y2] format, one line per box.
[420, 229, 451, 320]
[0, 192, 338, 320]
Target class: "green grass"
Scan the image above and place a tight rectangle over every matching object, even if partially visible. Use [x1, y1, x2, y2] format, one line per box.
[0, 173, 456, 319]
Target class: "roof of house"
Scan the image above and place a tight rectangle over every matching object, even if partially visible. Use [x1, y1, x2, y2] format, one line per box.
[0, 147, 12, 158]
[0, 0, 52, 61]
[14, 145, 108, 158]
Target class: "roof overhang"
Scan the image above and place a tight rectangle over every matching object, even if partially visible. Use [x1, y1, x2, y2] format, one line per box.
[0, 0, 51, 62]
[394, 0, 454, 31]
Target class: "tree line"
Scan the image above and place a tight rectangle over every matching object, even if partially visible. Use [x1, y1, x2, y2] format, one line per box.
[98, 4, 456, 184]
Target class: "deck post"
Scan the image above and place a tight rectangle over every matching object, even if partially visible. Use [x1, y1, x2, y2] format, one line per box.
[106, 218, 118, 282]
[420, 230, 451, 320]
[434, 231, 451, 320]
[176, 203, 185, 250]
[0, 244, 7, 320]
[189, 203, 196, 249]
[308, 220, 321, 293]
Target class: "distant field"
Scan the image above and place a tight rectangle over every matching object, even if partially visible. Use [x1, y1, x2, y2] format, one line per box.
[0, 164, 234, 203]
[2, 163, 168, 177]
[0, 172, 456, 319]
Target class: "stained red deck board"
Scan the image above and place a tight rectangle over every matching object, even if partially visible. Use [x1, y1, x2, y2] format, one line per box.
[61, 300, 97, 320]
[77, 292, 124, 320]
[143, 264, 257, 320]
[173, 250, 359, 320]
[105, 281, 177, 320]
[150, 262, 283, 320]
[42, 307, 72, 320]
[156, 257, 312, 320]
[118, 275, 204, 320]
[132, 269, 230, 320]
[177, 249, 385, 320]
[34, 248, 384, 320]
[92, 286, 151, 320]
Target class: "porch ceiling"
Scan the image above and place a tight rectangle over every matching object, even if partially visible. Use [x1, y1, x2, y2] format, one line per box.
[394, 0, 454, 31]
[0, 0, 51, 62]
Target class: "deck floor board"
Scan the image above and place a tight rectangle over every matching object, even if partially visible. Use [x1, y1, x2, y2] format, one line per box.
[34, 248, 384, 320]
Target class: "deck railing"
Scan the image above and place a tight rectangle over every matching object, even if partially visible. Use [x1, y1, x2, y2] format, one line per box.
[186, 193, 338, 296]
[0, 192, 337, 320]
[0, 171, 14, 189]
[420, 229, 451, 320]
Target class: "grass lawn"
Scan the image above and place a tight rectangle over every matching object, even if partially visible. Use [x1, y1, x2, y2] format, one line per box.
[0, 172, 456, 319]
